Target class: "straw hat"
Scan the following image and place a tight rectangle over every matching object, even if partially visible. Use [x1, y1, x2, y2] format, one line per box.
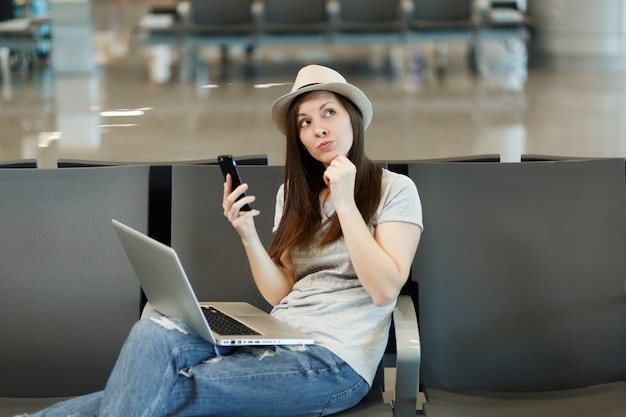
[271, 65, 373, 136]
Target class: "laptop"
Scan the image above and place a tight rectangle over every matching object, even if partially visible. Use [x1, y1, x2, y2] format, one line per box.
[112, 219, 314, 346]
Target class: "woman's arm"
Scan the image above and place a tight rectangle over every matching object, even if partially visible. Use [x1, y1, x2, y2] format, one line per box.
[223, 175, 295, 306]
[324, 157, 422, 306]
[335, 206, 421, 306]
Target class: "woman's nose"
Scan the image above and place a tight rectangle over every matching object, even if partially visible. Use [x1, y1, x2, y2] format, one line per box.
[315, 124, 327, 137]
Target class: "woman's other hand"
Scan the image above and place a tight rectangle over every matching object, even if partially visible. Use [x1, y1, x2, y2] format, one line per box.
[222, 174, 259, 237]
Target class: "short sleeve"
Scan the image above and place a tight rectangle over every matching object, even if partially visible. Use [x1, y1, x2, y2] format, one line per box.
[375, 171, 423, 231]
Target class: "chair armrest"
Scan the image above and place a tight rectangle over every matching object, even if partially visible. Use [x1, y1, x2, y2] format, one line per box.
[392, 295, 420, 417]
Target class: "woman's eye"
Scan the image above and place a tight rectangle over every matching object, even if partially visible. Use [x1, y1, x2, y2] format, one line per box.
[324, 109, 335, 118]
[299, 119, 310, 128]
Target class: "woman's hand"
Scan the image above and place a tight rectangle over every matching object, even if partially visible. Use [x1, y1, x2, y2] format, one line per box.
[222, 174, 259, 238]
[323, 155, 357, 211]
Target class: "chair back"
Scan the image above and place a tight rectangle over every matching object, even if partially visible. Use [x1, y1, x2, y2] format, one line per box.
[410, 0, 473, 28]
[0, 166, 148, 397]
[412, 0, 472, 22]
[0, 159, 37, 168]
[261, 0, 329, 32]
[336, 0, 406, 31]
[408, 159, 626, 391]
[171, 165, 284, 312]
[188, 0, 255, 32]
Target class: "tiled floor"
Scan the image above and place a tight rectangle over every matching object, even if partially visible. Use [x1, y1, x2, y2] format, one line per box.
[1, 1, 625, 168]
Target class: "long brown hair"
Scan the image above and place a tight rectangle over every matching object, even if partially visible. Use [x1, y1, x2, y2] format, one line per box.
[268, 91, 382, 266]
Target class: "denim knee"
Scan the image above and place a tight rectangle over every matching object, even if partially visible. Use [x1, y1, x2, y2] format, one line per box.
[321, 375, 370, 416]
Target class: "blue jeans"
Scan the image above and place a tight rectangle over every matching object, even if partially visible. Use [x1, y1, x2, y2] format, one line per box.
[26, 317, 370, 417]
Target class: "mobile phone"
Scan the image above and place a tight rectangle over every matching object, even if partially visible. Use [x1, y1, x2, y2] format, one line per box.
[218, 155, 251, 211]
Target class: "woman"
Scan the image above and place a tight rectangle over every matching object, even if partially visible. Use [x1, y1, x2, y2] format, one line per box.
[25, 65, 422, 417]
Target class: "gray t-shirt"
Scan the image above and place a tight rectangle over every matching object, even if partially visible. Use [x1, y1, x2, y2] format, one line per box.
[270, 169, 423, 385]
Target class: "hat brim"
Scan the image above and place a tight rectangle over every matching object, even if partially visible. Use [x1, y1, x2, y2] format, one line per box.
[271, 82, 373, 136]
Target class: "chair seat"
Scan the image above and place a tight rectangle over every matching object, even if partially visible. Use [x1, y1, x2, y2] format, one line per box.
[423, 382, 626, 417]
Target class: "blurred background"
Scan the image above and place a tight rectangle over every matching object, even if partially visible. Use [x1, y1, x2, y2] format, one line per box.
[1, 0, 625, 167]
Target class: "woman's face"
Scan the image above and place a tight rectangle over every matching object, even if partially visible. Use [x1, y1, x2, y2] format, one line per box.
[296, 91, 354, 167]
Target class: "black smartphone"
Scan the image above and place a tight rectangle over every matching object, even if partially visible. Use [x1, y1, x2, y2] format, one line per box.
[218, 154, 251, 211]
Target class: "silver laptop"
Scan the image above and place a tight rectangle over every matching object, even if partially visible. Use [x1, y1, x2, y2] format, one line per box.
[112, 219, 314, 346]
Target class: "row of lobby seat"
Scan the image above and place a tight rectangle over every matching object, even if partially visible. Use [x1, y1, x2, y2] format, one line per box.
[140, 0, 528, 43]
[137, 0, 530, 80]
[1, 156, 624, 416]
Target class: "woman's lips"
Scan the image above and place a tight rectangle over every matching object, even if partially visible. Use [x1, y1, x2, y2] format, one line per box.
[317, 141, 333, 150]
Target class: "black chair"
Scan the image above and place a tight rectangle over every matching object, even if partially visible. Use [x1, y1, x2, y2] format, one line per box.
[332, 0, 408, 43]
[404, 0, 475, 75]
[170, 164, 420, 416]
[57, 156, 268, 247]
[409, 0, 473, 36]
[328, 0, 408, 74]
[381, 154, 500, 176]
[0, 159, 37, 168]
[0, 166, 149, 415]
[183, 0, 257, 38]
[178, 0, 258, 79]
[170, 164, 282, 311]
[418, 154, 500, 162]
[258, 0, 331, 45]
[408, 159, 626, 416]
[520, 154, 585, 162]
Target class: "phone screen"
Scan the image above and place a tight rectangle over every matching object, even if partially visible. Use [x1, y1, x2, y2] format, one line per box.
[218, 155, 251, 211]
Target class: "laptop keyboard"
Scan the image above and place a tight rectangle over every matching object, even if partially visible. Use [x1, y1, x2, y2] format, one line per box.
[201, 306, 261, 336]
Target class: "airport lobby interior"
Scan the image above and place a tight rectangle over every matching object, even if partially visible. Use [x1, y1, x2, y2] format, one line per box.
[1, 0, 625, 167]
[1, 1, 625, 417]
